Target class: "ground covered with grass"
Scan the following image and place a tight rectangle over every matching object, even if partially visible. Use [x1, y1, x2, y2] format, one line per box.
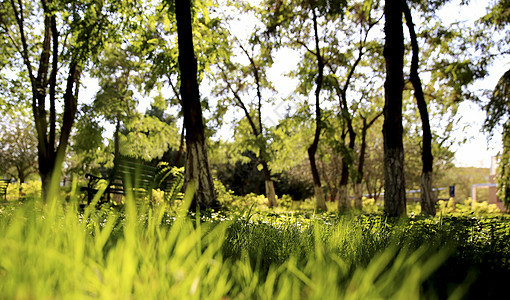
[1, 194, 509, 299]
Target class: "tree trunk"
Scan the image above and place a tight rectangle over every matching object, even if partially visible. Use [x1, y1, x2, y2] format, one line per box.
[383, 0, 406, 217]
[354, 113, 383, 209]
[338, 129, 355, 211]
[353, 183, 363, 209]
[337, 164, 351, 211]
[265, 180, 277, 207]
[309, 148, 327, 210]
[175, 0, 217, 210]
[403, 0, 436, 216]
[308, 8, 327, 211]
[261, 161, 278, 208]
[337, 184, 349, 211]
[8, 0, 97, 201]
[420, 171, 435, 213]
[219, 49, 278, 208]
[353, 120, 368, 209]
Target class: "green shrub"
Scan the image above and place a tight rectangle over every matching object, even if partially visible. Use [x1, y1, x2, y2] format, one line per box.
[5, 180, 42, 201]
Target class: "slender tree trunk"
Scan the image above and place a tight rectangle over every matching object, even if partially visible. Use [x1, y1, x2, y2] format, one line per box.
[114, 119, 120, 159]
[354, 113, 383, 209]
[219, 59, 278, 207]
[338, 130, 355, 211]
[334, 38, 362, 212]
[383, 0, 406, 217]
[308, 8, 327, 211]
[32, 13, 52, 201]
[330, 186, 337, 202]
[353, 120, 369, 209]
[175, 0, 217, 210]
[36, 61, 79, 202]
[403, 0, 435, 216]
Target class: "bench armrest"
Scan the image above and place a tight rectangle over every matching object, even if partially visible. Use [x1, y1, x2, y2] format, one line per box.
[84, 173, 106, 181]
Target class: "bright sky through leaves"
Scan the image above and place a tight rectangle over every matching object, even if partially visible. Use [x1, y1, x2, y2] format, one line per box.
[76, 0, 507, 168]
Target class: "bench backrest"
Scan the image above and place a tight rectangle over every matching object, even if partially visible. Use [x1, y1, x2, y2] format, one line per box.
[110, 157, 158, 192]
[0, 179, 10, 200]
[0, 179, 10, 190]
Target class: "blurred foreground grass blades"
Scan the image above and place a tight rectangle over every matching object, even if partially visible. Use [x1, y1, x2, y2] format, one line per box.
[1, 187, 510, 299]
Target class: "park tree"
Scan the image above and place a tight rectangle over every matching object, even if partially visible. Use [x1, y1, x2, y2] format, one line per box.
[109, 0, 227, 209]
[0, 116, 38, 185]
[79, 43, 179, 164]
[480, 0, 510, 206]
[398, 0, 493, 214]
[319, 0, 383, 210]
[402, 0, 435, 216]
[383, 0, 406, 217]
[261, 0, 349, 211]
[174, 0, 218, 209]
[214, 36, 279, 207]
[0, 0, 116, 200]
[484, 70, 510, 206]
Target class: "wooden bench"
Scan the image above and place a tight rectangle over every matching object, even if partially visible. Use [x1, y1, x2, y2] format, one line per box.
[81, 156, 159, 205]
[0, 179, 10, 201]
[81, 156, 182, 205]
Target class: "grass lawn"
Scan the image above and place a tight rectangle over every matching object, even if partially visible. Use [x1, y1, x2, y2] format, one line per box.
[0, 189, 509, 299]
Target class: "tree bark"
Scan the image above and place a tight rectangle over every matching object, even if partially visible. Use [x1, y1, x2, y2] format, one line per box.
[261, 161, 277, 208]
[336, 184, 349, 211]
[337, 129, 355, 211]
[383, 0, 407, 217]
[353, 113, 383, 208]
[353, 183, 363, 209]
[308, 8, 327, 211]
[402, 0, 436, 216]
[175, 0, 218, 210]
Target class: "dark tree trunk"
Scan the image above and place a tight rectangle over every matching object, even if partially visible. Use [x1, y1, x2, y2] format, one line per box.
[175, 0, 218, 210]
[403, 1, 436, 216]
[308, 8, 327, 211]
[354, 113, 383, 208]
[383, 0, 407, 217]
[354, 119, 369, 209]
[337, 129, 354, 211]
[39, 61, 80, 201]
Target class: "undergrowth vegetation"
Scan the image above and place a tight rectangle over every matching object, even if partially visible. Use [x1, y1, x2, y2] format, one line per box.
[1, 187, 509, 299]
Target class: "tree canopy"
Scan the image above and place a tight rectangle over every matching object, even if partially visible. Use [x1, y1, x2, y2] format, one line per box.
[0, 0, 506, 212]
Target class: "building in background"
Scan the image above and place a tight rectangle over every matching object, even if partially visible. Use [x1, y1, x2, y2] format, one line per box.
[471, 156, 505, 211]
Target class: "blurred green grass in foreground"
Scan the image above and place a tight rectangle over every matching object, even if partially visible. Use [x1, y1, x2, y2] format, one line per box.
[1, 185, 509, 299]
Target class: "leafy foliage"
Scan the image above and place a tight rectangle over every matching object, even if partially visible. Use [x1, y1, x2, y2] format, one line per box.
[482, 69, 510, 207]
[0, 116, 38, 183]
